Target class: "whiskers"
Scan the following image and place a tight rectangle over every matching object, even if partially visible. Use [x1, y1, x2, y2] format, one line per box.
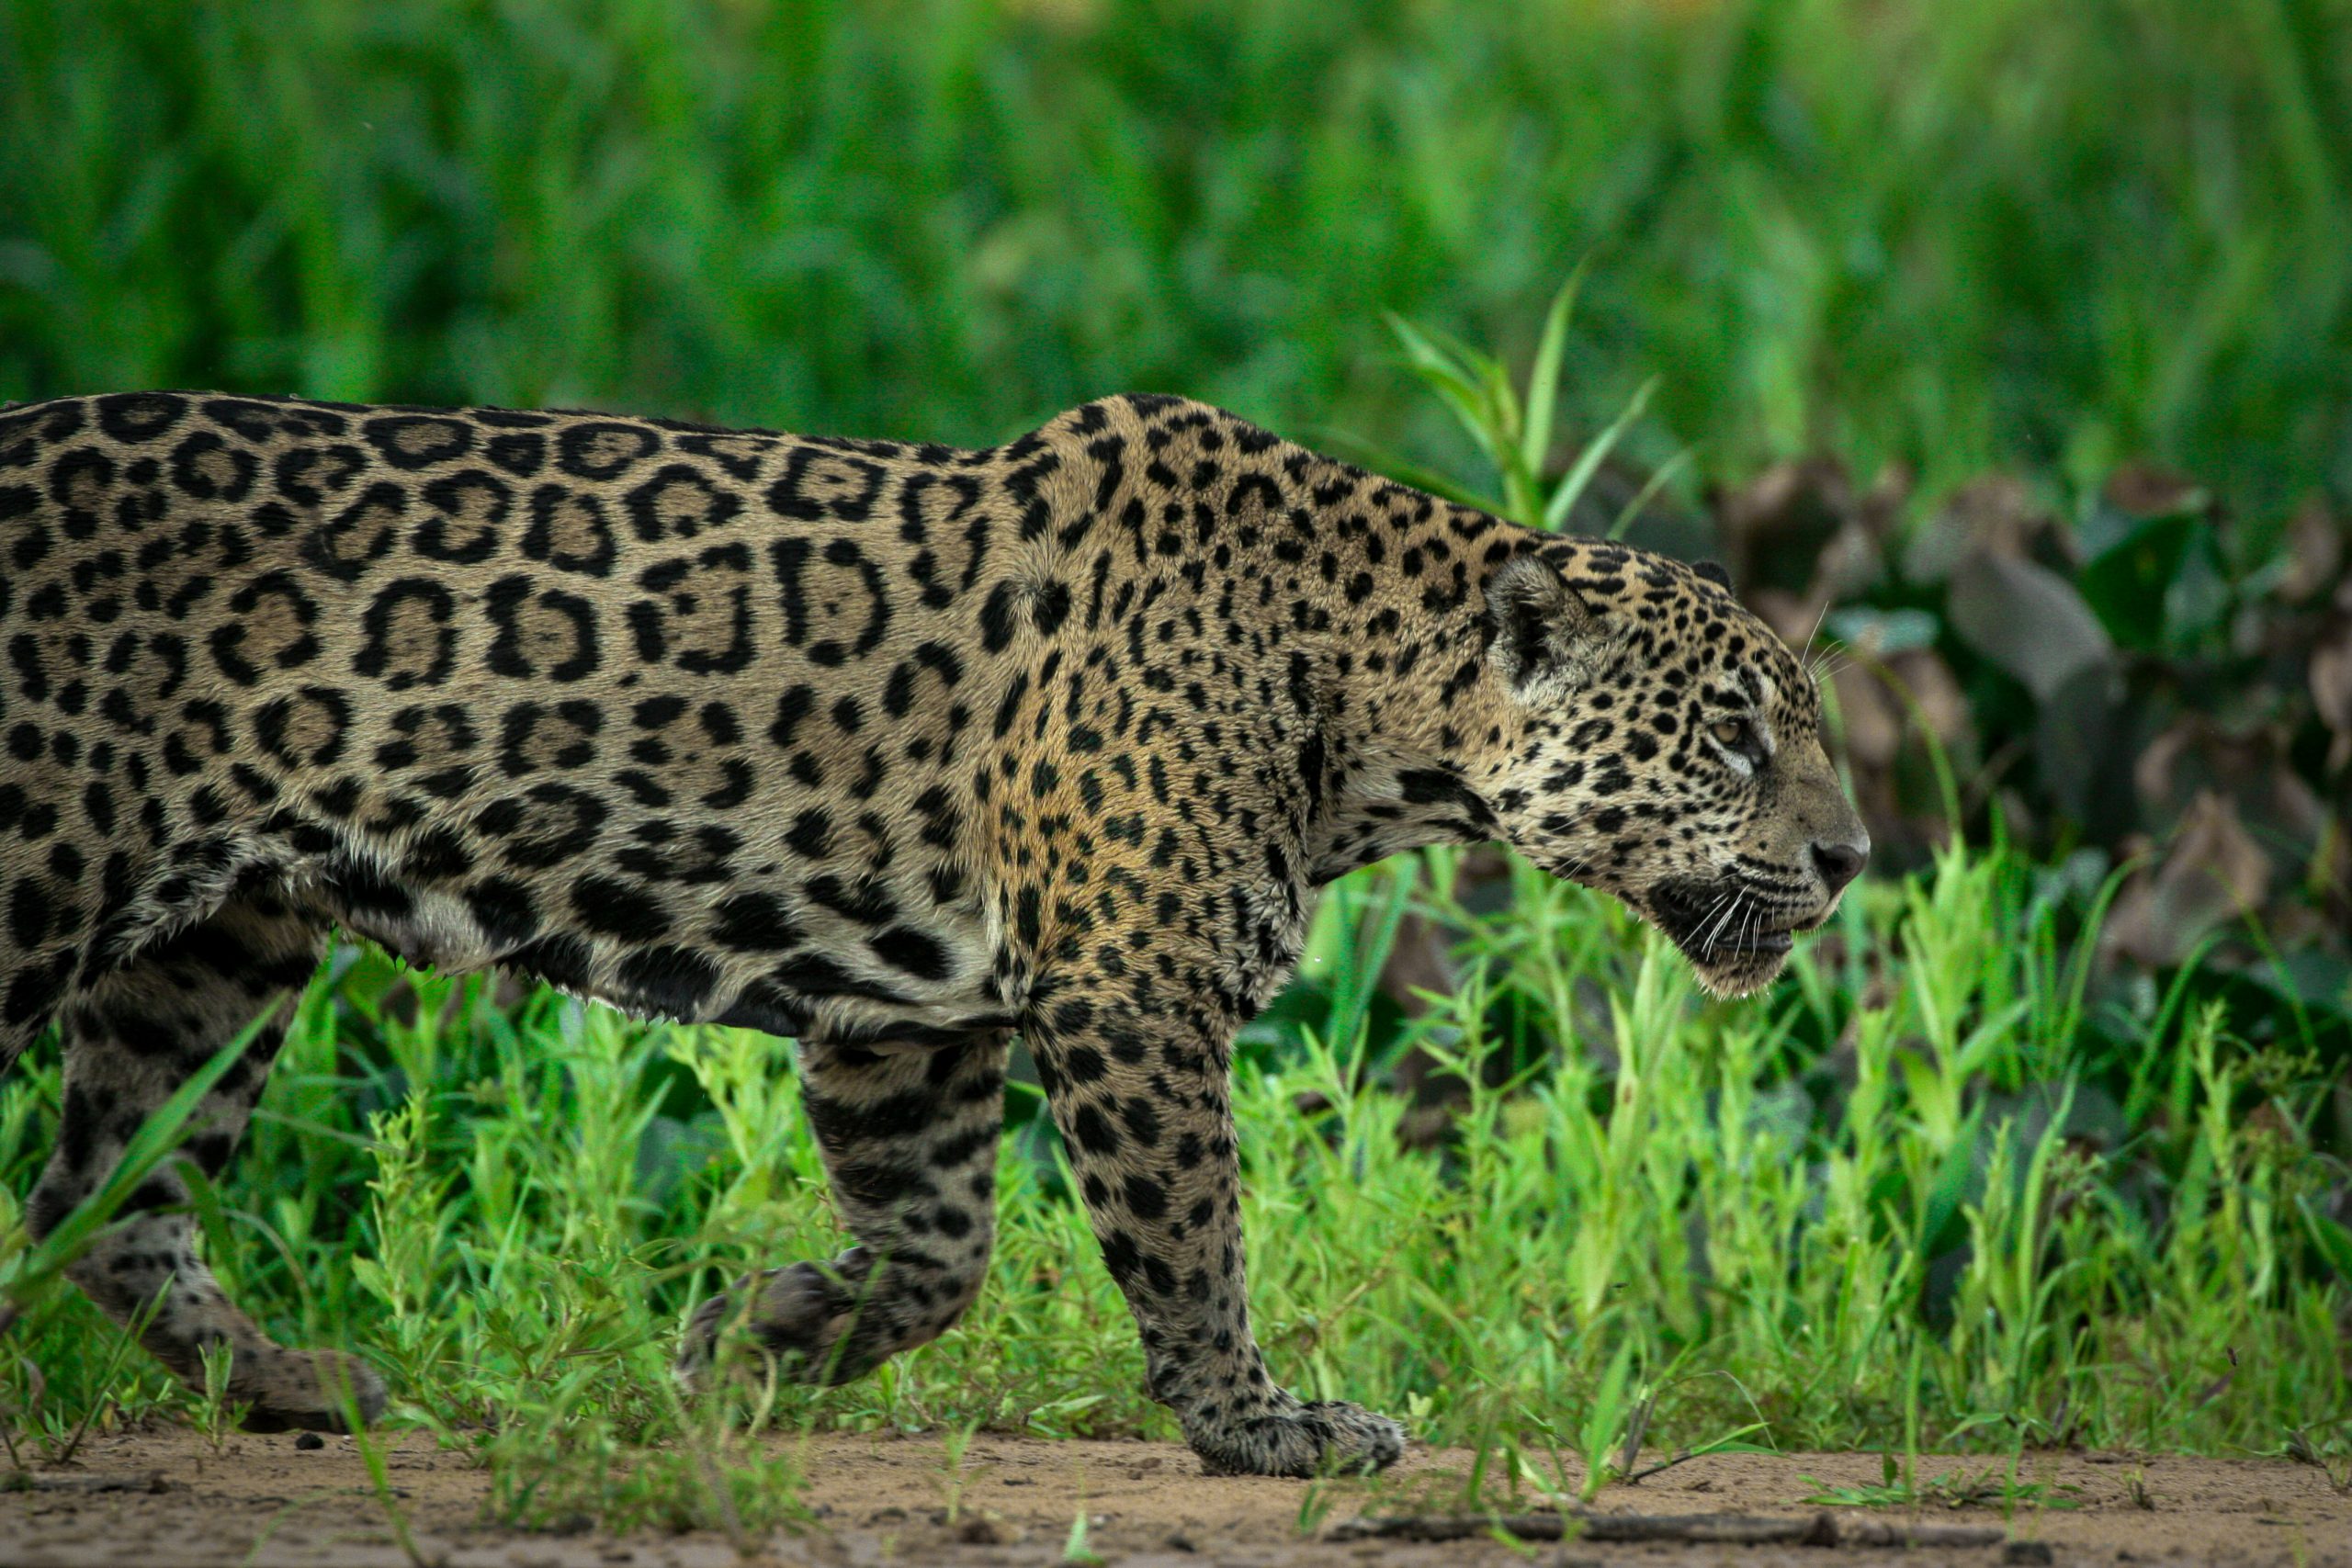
[1796, 600, 1852, 688]
[1694, 885, 1747, 953]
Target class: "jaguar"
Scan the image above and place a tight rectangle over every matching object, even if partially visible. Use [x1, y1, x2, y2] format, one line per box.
[0, 389, 1866, 1475]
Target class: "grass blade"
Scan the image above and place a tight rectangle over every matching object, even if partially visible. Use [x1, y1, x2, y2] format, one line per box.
[1542, 375, 1658, 534]
[1521, 262, 1589, 478]
[0, 1014, 273, 1330]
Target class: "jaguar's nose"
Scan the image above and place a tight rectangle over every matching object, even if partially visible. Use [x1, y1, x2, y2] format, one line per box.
[1811, 838, 1868, 893]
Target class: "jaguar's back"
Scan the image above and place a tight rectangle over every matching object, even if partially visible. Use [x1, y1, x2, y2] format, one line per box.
[0, 390, 1073, 1055]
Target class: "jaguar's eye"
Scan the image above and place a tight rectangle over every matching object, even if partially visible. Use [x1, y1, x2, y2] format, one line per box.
[1710, 717, 1749, 750]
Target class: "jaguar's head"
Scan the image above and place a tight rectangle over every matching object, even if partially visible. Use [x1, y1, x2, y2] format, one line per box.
[1476, 544, 1869, 997]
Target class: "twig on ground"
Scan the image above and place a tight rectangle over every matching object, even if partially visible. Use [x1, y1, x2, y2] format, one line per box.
[1326, 1509, 2007, 1549]
[0, 1470, 175, 1495]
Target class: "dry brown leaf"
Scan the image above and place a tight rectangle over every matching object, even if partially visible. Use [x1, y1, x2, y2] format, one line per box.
[2278, 494, 2346, 604]
[1861, 460, 1913, 542]
[1748, 587, 1826, 649]
[1902, 473, 2052, 582]
[2103, 459, 2211, 519]
[1947, 549, 2113, 702]
[2133, 716, 2329, 857]
[1826, 649, 1974, 863]
[1885, 649, 1972, 747]
[1713, 457, 1860, 597]
[2312, 614, 2352, 774]
[1833, 661, 1905, 772]
[2104, 790, 2274, 968]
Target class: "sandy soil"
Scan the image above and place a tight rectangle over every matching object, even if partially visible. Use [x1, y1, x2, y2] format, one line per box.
[0, 1428, 2345, 1567]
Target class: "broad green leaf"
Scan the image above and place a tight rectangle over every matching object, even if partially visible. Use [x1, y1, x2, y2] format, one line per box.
[2075, 511, 2199, 650]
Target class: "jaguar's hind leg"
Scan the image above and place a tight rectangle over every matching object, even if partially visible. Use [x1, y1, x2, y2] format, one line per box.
[677, 1032, 1008, 1387]
[23, 891, 383, 1432]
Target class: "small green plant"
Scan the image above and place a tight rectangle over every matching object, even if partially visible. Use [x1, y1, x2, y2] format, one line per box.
[1338, 265, 1687, 540]
[1573, 1337, 1639, 1501]
[192, 1339, 249, 1453]
[1801, 1454, 2081, 1513]
[1295, 1479, 1336, 1537]
[36, 1288, 162, 1467]
[937, 1417, 985, 1525]
[1061, 1506, 1104, 1567]
[2284, 1422, 2352, 1495]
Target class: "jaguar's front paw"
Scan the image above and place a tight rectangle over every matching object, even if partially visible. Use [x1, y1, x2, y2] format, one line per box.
[673, 1261, 861, 1390]
[1188, 1396, 1408, 1478]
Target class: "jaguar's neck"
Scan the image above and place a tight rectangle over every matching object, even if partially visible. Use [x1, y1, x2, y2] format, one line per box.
[1235, 443, 1523, 885]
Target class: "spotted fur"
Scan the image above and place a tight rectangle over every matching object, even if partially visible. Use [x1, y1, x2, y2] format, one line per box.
[0, 390, 1864, 1473]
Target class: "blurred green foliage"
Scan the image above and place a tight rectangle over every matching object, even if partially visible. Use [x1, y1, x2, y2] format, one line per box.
[3, 0, 2350, 1499]
[4, 0, 2348, 513]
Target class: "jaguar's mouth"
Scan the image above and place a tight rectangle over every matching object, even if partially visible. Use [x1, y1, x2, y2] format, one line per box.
[1644, 877, 1813, 994]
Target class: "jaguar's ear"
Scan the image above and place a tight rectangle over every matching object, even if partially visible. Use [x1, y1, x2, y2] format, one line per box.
[1692, 559, 1734, 592]
[1485, 553, 1603, 703]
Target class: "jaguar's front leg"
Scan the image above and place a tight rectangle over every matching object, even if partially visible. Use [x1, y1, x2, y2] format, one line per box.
[1025, 987, 1407, 1477]
[677, 1032, 1009, 1387]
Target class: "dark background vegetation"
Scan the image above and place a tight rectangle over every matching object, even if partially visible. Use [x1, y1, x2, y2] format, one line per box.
[1, 0, 2349, 1492]
[5, 0, 2350, 504]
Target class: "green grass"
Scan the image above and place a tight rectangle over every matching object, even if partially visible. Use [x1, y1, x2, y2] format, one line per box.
[1, 840, 2346, 1528]
[3, 0, 2348, 510]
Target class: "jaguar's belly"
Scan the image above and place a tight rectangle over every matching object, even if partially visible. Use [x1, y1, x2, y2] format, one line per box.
[314, 863, 1012, 1049]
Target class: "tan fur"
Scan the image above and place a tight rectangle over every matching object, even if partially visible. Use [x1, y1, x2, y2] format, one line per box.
[0, 390, 1862, 1471]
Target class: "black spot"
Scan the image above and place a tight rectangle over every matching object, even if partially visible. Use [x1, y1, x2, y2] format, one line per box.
[766, 446, 884, 521]
[1070, 1103, 1122, 1156]
[978, 580, 1020, 652]
[95, 392, 187, 442]
[363, 414, 476, 469]
[712, 892, 802, 952]
[785, 808, 833, 858]
[556, 421, 661, 479]
[571, 875, 669, 942]
[167, 430, 257, 502]
[868, 925, 951, 981]
[486, 432, 546, 476]
[325, 855, 411, 919]
[414, 470, 511, 563]
[624, 464, 743, 541]
[354, 577, 458, 690]
[485, 576, 600, 683]
[769, 684, 816, 747]
[713, 979, 804, 1036]
[521, 484, 618, 576]
[1031, 579, 1071, 636]
[614, 945, 721, 1018]
[1122, 1174, 1168, 1221]
[473, 781, 607, 869]
[511, 932, 594, 991]
[465, 877, 541, 946]
[1120, 1096, 1162, 1147]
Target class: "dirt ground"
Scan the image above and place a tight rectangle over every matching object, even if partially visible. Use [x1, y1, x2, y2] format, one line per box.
[0, 1428, 2346, 1568]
